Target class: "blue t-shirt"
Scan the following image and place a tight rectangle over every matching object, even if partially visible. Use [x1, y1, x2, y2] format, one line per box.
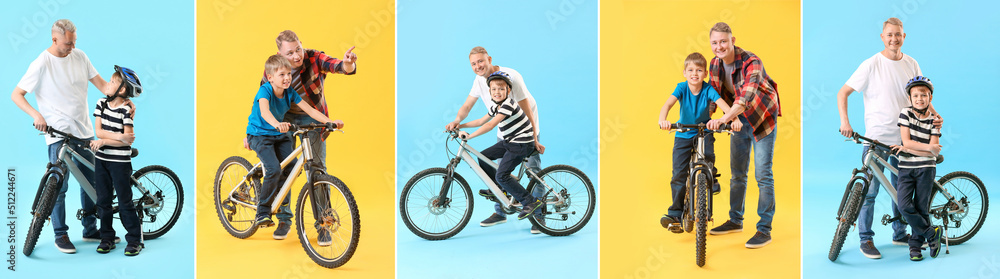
[671, 81, 721, 139]
[246, 82, 302, 136]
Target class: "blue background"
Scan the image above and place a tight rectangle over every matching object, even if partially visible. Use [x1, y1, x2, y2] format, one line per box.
[0, 1, 194, 277]
[395, 1, 599, 278]
[802, 0, 1000, 277]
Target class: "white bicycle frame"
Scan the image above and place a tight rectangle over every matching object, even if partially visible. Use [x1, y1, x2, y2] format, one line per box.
[452, 138, 567, 210]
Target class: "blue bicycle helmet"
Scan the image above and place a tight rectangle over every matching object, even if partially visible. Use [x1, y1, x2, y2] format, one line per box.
[486, 71, 512, 89]
[904, 75, 933, 95]
[113, 65, 143, 98]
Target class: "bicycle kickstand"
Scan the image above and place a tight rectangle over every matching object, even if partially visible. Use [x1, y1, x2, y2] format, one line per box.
[943, 225, 951, 255]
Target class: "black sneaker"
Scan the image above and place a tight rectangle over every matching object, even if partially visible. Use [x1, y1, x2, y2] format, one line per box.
[892, 234, 910, 246]
[479, 213, 507, 227]
[124, 243, 143, 256]
[660, 215, 683, 234]
[709, 220, 742, 235]
[317, 229, 332, 247]
[54, 235, 76, 254]
[518, 199, 543, 220]
[910, 247, 924, 261]
[96, 240, 116, 254]
[859, 240, 882, 259]
[928, 226, 943, 258]
[745, 231, 772, 248]
[273, 222, 291, 240]
[255, 215, 275, 228]
[530, 218, 546, 234]
[82, 232, 121, 243]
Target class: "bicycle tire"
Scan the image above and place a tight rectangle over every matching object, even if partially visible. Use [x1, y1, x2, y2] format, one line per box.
[24, 175, 60, 256]
[930, 171, 988, 245]
[213, 156, 259, 239]
[527, 165, 595, 237]
[296, 174, 360, 268]
[131, 165, 183, 239]
[695, 171, 710, 267]
[829, 181, 864, 262]
[399, 168, 473, 240]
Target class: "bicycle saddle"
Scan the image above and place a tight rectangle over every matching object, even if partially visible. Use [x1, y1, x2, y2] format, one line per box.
[131, 148, 139, 158]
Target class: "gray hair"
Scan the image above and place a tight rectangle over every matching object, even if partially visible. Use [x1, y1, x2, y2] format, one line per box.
[52, 19, 76, 35]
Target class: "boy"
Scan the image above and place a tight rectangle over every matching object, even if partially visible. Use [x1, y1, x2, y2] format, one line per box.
[89, 66, 143, 255]
[246, 55, 342, 245]
[454, 71, 546, 220]
[890, 76, 943, 261]
[658, 53, 738, 233]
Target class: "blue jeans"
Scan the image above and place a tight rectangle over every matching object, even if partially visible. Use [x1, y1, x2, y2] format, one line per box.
[274, 113, 327, 223]
[728, 117, 776, 234]
[492, 136, 543, 215]
[668, 134, 716, 218]
[897, 167, 936, 248]
[47, 140, 98, 237]
[858, 145, 907, 242]
[248, 134, 297, 219]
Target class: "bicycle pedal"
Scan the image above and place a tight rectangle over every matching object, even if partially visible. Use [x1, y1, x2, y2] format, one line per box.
[666, 223, 683, 234]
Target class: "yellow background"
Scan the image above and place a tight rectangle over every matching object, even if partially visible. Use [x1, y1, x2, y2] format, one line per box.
[195, 0, 395, 278]
[600, 0, 801, 277]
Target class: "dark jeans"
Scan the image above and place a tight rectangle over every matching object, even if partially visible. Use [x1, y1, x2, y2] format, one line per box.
[492, 136, 544, 215]
[277, 113, 327, 223]
[94, 159, 142, 244]
[478, 141, 537, 208]
[668, 134, 716, 218]
[248, 134, 297, 219]
[47, 140, 98, 237]
[897, 167, 937, 248]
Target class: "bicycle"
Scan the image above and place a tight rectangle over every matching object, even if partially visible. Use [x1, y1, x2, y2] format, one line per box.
[24, 127, 184, 256]
[828, 132, 988, 261]
[399, 130, 595, 240]
[658, 123, 730, 267]
[213, 123, 359, 268]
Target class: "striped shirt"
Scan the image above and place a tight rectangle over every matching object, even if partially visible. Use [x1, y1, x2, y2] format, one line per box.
[92, 98, 133, 162]
[489, 98, 534, 144]
[897, 107, 940, 169]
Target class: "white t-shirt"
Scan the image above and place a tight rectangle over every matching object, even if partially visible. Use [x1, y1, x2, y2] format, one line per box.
[17, 49, 99, 145]
[845, 52, 921, 145]
[469, 66, 540, 137]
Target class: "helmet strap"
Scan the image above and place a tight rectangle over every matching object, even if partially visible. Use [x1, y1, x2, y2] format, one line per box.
[912, 106, 928, 116]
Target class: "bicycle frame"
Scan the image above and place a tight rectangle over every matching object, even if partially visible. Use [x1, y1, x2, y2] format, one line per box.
[50, 136, 155, 209]
[225, 129, 333, 213]
[853, 141, 967, 217]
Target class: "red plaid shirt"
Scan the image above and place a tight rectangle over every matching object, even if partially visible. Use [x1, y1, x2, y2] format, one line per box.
[709, 46, 781, 140]
[261, 49, 355, 116]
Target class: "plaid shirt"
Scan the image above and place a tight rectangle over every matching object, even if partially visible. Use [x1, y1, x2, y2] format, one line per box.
[709, 46, 781, 140]
[261, 49, 356, 116]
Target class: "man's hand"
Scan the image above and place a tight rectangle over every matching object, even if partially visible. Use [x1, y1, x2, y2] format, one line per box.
[839, 122, 854, 138]
[730, 119, 743, 132]
[535, 142, 546, 154]
[344, 46, 357, 64]
[126, 99, 137, 119]
[90, 139, 104, 151]
[445, 121, 460, 131]
[32, 116, 47, 132]
[706, 119, 725, 130]
[932, 113, 943, 129]
[658, 120, 672, 130]
[118, 133, 136, 145]
[276, 122, 291, 133]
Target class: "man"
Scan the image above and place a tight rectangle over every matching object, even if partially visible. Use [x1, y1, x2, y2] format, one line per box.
[444, 46, 545, 234]
[11, 19, 120, 253]
[705, 22, 782, 249]
[259, 30, 357, 240]
[836, 17, 941, 259]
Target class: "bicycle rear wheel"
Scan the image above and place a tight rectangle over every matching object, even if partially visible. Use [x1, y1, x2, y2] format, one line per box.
[399, 168, 473, 240]
[131, 165, 183, 239]
[296, 174, 360, 268]
[829, 181, 864, 262]
[213, 156, 260, 238]
[694, 171, 710, 267]
[930, 171, 988, 245]
[527, 165, 595, 236]
[24, 175, 60, 256]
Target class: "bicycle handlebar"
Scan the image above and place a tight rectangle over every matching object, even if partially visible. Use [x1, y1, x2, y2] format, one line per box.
[668, 123, 732, 133]
[844, 131, 944, 163]
[40, 126, 88, 143]
[290, 123, 343, 133]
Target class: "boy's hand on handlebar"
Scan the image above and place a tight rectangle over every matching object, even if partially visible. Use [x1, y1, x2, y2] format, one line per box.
[276, 122, 291, 133]
[445, 121, 460, 132]
[329, 120, 345, 129]
[730, 120, 743, 132]
[659, 120, 672, 130]
[457, 131, 470, 140]
[535, 142, 546, 154]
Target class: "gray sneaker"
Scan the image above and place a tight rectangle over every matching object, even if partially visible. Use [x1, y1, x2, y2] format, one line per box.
[273, 222, 291, 240]
[480, 213, 507, 227]
[709, 220, 742, 235]
[317, 229, 332, 247]
[860, 240, 882, 259]
[54, 235, 76, 254]
[530, 218, 546, 234]
[745, 231, 772, 249]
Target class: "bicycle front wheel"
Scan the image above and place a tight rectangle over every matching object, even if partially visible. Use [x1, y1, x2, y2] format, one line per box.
[527, 165, 595, 236]
[24, 175, 60, 256]
[131, 165, 183, 239]
[213, 156, 259, 238]
[296, 174, 360, 268]
[930, 171, 988, 245]
[694, 171, 710, 267]
[399, 168, 473, 240]
[829, 181, 864, 262]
